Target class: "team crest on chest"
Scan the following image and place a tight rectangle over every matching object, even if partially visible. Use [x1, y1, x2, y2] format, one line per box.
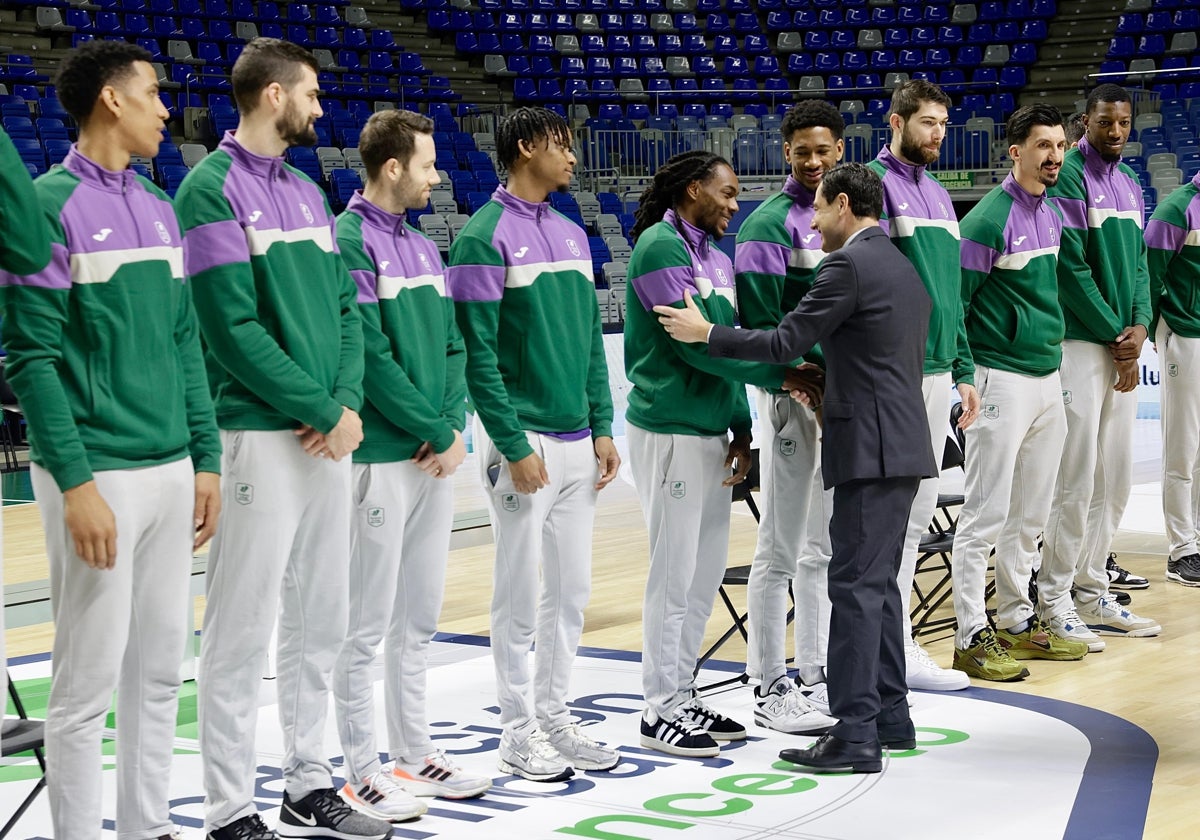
[154, 220, 172, 244]
[566, 238, 581, 257]
[715, 267, 729, 285]
[299, 203, 314, 224]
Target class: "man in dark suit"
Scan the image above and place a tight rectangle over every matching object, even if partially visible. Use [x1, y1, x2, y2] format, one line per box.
[655, 162, 936, 773]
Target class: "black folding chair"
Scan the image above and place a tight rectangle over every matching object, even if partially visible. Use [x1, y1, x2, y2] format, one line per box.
[1, 671, 47, 839]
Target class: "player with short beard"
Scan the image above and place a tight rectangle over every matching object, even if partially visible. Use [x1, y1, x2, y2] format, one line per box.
[175, 37, 389, 840]
[868, 80, 979, 692]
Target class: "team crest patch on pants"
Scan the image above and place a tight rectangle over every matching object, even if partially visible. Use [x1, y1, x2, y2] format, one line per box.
[1168, 363, 1179, 377]
[1062, 390, 1073, 405]
[502, 493, 520, 512]
[670, 481, 687, 499]
[779, 438, 797, 457]
[235, 483, 254, 505]
[367, 507, 385, 527]
[982, 404, 1000, 420]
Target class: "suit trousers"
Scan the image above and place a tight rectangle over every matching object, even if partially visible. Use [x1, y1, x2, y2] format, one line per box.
[475, 420, 598, 737]
[898, 372, 951, 641]
[950, 367, 1066, 647]
[826, 475, 920, 743]
[629, 426, 732, 722]
[1041, 341, 1136, 616]
[33, 458, 194, 840]
[745, 390, 827, 684]
[1158, 322, 1200, 561]
[199, 430, 352, 831]
[334, 459, 454, 783]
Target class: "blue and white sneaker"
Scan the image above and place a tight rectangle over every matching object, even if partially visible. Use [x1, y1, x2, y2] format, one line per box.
[1077, 596, 1161, 637]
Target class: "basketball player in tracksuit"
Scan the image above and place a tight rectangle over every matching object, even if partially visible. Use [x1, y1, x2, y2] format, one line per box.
[1146, 169, 1200, 588]
[733, 101, 844, 727]
[625, 151, 823, 759]
[0, 126, 51, 740]
[447, 107, 621, 783]
[175, 39, 391, 840]
[0, 41, 219, 840]
[868, 80, 979, 692]
[1040, 84, 1162, 648]
[951, 105, 1090, 683]
[332, 109, 492, 823]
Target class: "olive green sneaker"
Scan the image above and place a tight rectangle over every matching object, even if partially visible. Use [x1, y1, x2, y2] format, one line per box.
[996, 618, 1089, 661]
[953, 627, 1030, 682]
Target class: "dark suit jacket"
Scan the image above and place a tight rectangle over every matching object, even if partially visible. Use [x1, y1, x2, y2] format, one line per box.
[709, 225, 937, 489]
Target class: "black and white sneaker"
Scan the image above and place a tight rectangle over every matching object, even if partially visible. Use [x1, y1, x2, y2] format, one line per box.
[1167, 553, 1200, 587]
[208, 814, 277, 840]
[680, 695, 747, 741]
[1106, 553, 1149, 589]
[278, 788, 393, 839]
[640, 711, 719, 757]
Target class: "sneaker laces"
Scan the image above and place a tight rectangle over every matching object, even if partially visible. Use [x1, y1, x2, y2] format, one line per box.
[667, 710, 707, 735]
[225, 815, 273, 840]
[777, 685, 817, 715]
[685, 694, 722, 719]
[905, 640, 940, 670]
[553, 722, 601, 749]
[526, 728, 565, 761]
[1058, 607, 1086, 629]
[978, 629, 1012, 660]
[307, 787, 357, 822]
[423, 748, 463, 775]
[368, 767, 410, 796]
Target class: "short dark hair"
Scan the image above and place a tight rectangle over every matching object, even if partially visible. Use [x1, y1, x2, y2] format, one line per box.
[818, 163, 883, 220]
[55, 40, 154, 124]
[780, 100, 845, 142]
[495, 106, 572, 170]
[231, 37, 319, 114]
[889, 79, 952, 121]
[359, 109, 435, 180]
[1065, 111, 1086, 145]
[1006, 104, 1064, 147]
[1085, 83, 1132, 114]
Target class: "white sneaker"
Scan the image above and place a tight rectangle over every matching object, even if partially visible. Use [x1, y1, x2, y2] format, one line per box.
[340, 768, 428, 822]
[497, 728, 574, 782]
[1077, 596, 1162, 637]
[905, 640, 969, 690]
[393, 750, 492, 799]
[754, 678, 837, 735]
[547, 723, 620, 771]
[797, 679, 831, 715]
[1045, 607, 1105, 652]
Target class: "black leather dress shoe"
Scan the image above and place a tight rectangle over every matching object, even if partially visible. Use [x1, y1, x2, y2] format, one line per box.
[877, 720, 917, 751]
[778, 734, 883, 773]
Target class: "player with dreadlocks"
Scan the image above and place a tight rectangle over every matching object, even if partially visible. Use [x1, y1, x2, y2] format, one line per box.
[447, 106, 621, 782]
[624, 151, 814, 756]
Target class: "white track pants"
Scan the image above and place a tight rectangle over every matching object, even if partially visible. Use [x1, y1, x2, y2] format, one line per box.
[744, 390, 827, 684]
[475, 420, 599, 737]
[334, 460, 454, 783]
[629, 426, 732, 722]
[899, 373, 950, 640]
[33, 458, 194, 840]
[952, 368, 1066, 648]
[794, 482, 833, 672]
[199, 430, 351, 831]
[1158, 323, 1200, 561]
[1041, 341, 1136, 616]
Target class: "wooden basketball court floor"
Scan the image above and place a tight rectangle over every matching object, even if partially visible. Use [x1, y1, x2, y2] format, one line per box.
[2, 419, 1197, 838]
